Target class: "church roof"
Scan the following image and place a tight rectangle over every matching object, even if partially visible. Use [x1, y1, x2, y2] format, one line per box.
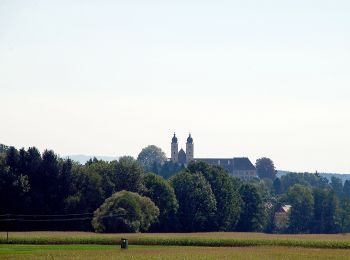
[172, 133, 178, 144]
[194, 157, 256, 172]
[187, 133, 193, 144]
[232, 157, 256, 170]
[178, 148, 186, 164]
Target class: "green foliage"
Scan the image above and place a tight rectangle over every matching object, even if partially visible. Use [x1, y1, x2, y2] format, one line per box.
[280, 172, 329, 193]
[255, 157, 276, 180]
[272, 178, 282, 195]
[0, 144, 9, 154]
[236, 183, 266, 232]
[155, 161, 184, 179]
[330, 176, 343, 198]
[312, 188, 340, 233]
[339, 198, 350, 233]
[1, 144, 348, 234]
[143, 173, 178, 231]
[343, 180, 350, 199]
[113, 156, 145, 193]
[170, 171, 217, 232]
[186, 161, 241, 231]
[137, 145, 167, 172]
[287, 184, 314, 233]
[66, 163, 106, 214]
[92, 190, 159, 233]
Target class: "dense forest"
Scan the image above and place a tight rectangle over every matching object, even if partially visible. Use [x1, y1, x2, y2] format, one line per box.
[1, 144, 350, 234]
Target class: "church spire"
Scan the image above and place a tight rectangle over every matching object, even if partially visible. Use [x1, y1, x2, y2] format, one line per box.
[186, 133, 194, 162]
[171, 132, 178, 163]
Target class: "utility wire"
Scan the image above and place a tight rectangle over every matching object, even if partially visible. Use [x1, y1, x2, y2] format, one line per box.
[0, 213, 93, 217]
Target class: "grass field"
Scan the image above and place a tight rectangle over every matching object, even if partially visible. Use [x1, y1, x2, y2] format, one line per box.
[1, 232, 350, 259]
[1, 245, 350, 259]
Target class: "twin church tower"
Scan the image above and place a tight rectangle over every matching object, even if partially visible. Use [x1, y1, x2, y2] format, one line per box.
[171, 133, 193, 165]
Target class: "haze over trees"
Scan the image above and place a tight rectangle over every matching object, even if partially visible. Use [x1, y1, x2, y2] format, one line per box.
[1, 144, 350, 234]
[256, 157, 276, 180]
[137, 145, 167, 173]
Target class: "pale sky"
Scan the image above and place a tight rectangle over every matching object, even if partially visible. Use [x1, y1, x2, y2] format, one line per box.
[1, 0, 350, 173]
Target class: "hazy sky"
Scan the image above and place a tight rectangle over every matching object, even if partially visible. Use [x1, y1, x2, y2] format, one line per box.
[1, 0, 350, 173]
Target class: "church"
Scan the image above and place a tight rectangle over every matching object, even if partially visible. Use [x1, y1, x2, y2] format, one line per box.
[170, 133, 257, 180]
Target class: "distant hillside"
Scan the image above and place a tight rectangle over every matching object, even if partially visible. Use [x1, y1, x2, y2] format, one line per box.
[277, 170, 350, 183]
[65, 154, 119, 164]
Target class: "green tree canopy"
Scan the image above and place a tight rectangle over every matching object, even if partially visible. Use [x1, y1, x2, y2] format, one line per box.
[92, 190, 159, 233]
[340, 198, 350, 233]
[186, 161, 241, 231]
[255, 157, 276, 180]
[137, 145, 167, 172]
[280, 172, 329, 193]
[312, 188, 340, 233]
[236, 183, 265, 232]
[143, 173, 178, 231]
[170, 171, 217, 232]
[286, 184, 314, 233]
[114, 156, 145, 193]
[331, 176, 343, 198]
[343, 180, 350, 199]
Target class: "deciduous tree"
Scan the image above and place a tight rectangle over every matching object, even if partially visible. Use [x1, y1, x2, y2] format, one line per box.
[170, 171, 216, 231]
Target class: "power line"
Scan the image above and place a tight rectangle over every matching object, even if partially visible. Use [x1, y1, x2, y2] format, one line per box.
[0, 217, 92, 222]
[0, 213, 93, 217]
[0, 213, 138, 222]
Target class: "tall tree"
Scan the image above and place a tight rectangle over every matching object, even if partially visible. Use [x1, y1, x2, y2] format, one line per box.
[312, 188, 340, 233]
[255, 157, 276, 180]
[339, 198, 350, 233]
[287, 184, 314, 233]
[331, 176, 343, 198]
[157, 161, 184, 179]
[170, 171, 217, 232]
[6, 146, 19, 172]
[236, 183, 265, 232]
[137, 145, 167, 172]
[0, 154, 30, 214]
[343, 180, 350, 199]
[143, 173, 178, 231]
[114, 156, 145, 193]
[187, 161, 241, 231]
[273, 177, 282, 195]
[40, 150, 60, 213]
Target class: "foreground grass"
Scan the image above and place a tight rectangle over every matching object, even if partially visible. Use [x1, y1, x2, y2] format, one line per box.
[1, 232, 350, 249]
[0, 245, 349, 260]
[1, 245, 350, 260]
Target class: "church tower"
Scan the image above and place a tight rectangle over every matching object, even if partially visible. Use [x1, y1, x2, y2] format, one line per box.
[171, 133, 178, 163]
[186, 133, 194, 163]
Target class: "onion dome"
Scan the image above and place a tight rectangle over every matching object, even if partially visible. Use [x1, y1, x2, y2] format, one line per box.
[172, 133, 178, 144]
[187, 133, 193, 144]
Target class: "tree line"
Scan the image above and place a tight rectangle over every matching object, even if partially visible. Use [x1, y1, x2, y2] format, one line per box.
[0, 145, 350, 233]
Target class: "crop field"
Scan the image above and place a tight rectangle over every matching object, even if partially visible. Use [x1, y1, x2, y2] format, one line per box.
[1, 231, 350, 248]
[1, 232, 350, 259]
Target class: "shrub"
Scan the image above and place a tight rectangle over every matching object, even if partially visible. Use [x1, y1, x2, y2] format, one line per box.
[92, 190, 159, 233]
